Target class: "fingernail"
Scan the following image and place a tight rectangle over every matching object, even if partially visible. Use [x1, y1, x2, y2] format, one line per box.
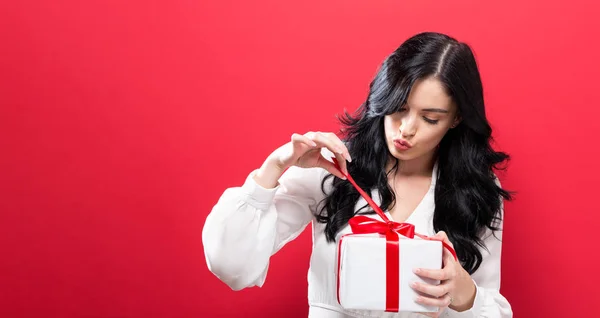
[410, 282, 417, 288]
[414, 268, 421, 274]
[310, 141, 317, 147]
[345, 153, 352, 162]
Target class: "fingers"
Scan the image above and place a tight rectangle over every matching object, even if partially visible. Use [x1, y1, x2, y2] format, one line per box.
[323, 132, 352, 163]
[306, 132, 351, 161]
[414, 267, 455, 281]
[306, 132, 350, 175]
[410, 280, 449, 298]
[290, 131, 352, 179]
[413, 234, 455, 314]
[291, 133, 343, 175]
[316, 156, 347, 180]
[291, 133, 317, 148]
[432, 231, 452, 247]
[415, 293, 452, 308]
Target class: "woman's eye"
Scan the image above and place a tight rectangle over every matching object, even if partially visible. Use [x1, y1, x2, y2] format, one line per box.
[423, 117, 439, 124]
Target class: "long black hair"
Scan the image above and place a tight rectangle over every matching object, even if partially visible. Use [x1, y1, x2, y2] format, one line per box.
[316, 32, 512, 274]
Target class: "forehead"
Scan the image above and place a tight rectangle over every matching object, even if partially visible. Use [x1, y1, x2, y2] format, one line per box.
[407, 77, 454, 111]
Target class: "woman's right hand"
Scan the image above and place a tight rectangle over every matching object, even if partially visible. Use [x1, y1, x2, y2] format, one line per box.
[254, 132, 352, 189]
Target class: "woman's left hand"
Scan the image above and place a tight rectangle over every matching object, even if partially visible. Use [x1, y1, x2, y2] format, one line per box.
[410, 231, 477, 317]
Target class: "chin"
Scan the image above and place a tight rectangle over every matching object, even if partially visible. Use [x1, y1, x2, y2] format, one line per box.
[388, 147, 418, 161]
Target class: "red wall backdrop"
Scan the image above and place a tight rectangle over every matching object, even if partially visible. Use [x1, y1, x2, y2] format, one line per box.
[1, 0, 599, 317]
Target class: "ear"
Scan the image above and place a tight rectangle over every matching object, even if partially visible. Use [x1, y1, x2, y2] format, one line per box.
[451, 115, 461, 128]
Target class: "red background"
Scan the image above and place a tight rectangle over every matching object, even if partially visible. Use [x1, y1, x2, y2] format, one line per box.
[1, 0, 598, 317]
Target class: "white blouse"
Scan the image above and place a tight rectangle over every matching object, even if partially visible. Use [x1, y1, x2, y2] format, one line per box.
[202, 155, 513, 317]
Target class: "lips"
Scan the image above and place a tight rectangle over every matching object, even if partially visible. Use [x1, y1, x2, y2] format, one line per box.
[393, 139, 412, 150]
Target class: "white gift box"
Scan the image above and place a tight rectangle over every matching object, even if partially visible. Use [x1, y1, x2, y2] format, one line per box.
[337, 233, 443, 313]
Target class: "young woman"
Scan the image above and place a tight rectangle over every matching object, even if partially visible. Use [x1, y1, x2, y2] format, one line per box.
[202, 32, 513, 318]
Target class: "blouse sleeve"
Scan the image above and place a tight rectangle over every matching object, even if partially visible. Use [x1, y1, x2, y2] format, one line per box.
[202, 165, 329, 290]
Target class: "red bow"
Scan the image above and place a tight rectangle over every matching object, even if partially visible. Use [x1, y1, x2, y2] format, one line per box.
[349, 215, 415, 238]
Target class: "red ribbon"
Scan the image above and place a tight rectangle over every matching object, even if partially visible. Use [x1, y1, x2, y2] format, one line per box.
[333, 158, 457, 312]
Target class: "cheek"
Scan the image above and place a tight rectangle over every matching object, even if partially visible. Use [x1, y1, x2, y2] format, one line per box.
[419, 127, 449, 145]
[383, 117, 397, 137]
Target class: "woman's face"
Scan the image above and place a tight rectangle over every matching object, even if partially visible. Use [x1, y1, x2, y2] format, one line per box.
[384, 77, 460, 163]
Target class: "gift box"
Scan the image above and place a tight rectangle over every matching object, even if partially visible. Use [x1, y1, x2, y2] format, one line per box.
[331, 158, 457, 313]
[336, 226, 443, 312]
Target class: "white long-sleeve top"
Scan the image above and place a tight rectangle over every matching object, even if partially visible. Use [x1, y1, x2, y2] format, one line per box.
[202, 157, 512, 318]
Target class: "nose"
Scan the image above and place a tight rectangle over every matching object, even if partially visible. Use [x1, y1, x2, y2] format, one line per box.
[399, 116, 416, 138]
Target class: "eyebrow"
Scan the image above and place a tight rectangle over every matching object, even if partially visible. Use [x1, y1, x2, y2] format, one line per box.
[422, 108, 449, 113]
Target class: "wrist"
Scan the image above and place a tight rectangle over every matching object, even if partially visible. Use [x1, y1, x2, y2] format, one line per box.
[449, 275, 477, 312]
[253, 158, 287, 189]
